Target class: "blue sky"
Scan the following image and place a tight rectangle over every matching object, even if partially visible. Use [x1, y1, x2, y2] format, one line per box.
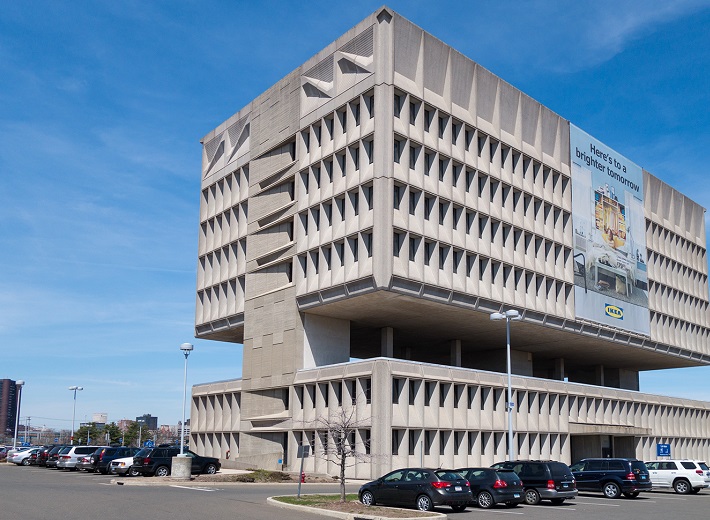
[1, 0, 709, 432]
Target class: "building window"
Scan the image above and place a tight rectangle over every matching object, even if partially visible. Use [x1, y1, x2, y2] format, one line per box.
[363, 232, 373, 258]
[409, 236, 419, 262]
[409, 144, 419, 170]
[394, 137, 403, 163]
[409, 100, 419, 125]
[394, 232, 404, 257]
[394, 93, 403, 118]
[394, 184, 403, 210]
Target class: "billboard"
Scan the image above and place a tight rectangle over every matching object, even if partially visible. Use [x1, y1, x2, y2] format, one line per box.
[570, 124, 649, 335]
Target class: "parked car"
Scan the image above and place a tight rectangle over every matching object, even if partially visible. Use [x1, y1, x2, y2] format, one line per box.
[9, 447, 41, 466]
[358, 468, 473, 512]
[94, 447, 141, 474]
[570, 458, 651, 498]
[76, 454, 97, 472]
[132, 446, 220, 477]
[36, 445, 61, 467]
[56, 446, 104, 470]
[45, 445, 68, 468]
[645, 460, 710, 494]
[455, 467, 525, 508]
[109, 455, 141, 477]
[491, 460, 577, 505]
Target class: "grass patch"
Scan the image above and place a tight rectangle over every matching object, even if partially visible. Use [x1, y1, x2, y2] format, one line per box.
[276, 494, 359, 506]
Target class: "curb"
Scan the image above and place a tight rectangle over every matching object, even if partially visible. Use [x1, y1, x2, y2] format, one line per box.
[267, 495, 447, 520]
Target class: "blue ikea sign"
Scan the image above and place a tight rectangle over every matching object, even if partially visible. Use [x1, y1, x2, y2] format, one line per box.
[657, 443, 671, 457]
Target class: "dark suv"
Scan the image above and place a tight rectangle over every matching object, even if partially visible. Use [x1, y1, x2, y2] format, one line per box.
[570, 458, 651, 498]
[491, 460, 578, 505]
[132, 447, 220, 477]
[94, 447, 142, 474]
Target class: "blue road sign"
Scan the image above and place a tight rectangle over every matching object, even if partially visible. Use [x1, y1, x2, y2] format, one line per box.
[144, 440, 154, 447]
[657, 443, 671, 457]
[54, 438, 59, 443]
[22, 442, 30, 447]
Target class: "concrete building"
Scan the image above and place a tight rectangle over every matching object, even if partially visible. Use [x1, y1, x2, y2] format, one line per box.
[190, 7, 710, 478]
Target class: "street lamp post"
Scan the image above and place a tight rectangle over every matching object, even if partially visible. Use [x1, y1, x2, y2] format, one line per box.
[68, 386, 83, 445]
[179, 343, 194, 456]
[490, 309, 522, 462]
[12, 380, 25, 450]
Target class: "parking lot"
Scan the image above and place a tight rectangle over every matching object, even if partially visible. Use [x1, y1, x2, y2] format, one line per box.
[1, 463, 709, 519]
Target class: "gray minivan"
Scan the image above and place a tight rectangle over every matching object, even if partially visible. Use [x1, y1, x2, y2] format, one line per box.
[56, 445, 104, 470]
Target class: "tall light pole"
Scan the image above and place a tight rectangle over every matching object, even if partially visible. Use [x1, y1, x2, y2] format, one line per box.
[12, 380, 25, 450]
[179, 343, 194, 456]
[68, 386, 83, 445]
[490, 309, 522, 462]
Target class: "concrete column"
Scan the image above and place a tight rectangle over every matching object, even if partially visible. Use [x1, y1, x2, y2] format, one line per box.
[450, 340, 461, 367]
[381, 327, 394, 357]
[553, 358, 565, 381]
[171, 455, 191, 481]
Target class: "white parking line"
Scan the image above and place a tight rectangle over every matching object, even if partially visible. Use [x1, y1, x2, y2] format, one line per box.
[528, 505, 576, 511]
[573, 501, 620, 507]
[170, 485, 218, 492]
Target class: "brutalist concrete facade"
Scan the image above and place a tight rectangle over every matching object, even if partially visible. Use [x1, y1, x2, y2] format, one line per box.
[191, 7, 710, 477]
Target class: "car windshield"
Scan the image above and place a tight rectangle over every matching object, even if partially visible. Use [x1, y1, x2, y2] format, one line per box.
[497, 469, 521, 482]
[134, 448, 150, 457]
[59, 447, 71, 454]
[630, 461, 648, 473]
[435, 470, 464, 481]
[699, 462, 709, 471]
[549, 462, 572, 477]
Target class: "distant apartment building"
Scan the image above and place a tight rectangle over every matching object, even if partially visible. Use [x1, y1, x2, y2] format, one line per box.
[189, 7, 710, 478]
[0, 379, 21, 438]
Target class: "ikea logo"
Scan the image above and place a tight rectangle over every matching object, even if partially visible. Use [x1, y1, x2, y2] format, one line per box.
[605, 304, 624, 320]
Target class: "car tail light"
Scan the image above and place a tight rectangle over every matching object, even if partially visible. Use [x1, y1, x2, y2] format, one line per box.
[60, 456, 70, 460]
[493, 479, 508, 489]
[431, 481, 451, 489]
[519, 480, 524, 487]
[696, 470, 704, 475]
[464, 480, 470, 487]
[547, 480, 555, 489]
[626, 472, 637, 481]
[143, 457, 151, 465]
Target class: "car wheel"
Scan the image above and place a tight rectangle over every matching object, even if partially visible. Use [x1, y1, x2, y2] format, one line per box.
[128, 467, 141, 477]
[416, 494, 434, 512]
[360, 490, 375, 506]
[155, 465, 170, 477]
[450, 505, 467, 512]
[674, 479, 691, 494]
[623, 492, 640, 498]
[550, 498, 565, 505]
[524, 488, 541, 505]
[21, 458, 30, 466]
[204, 463, 217, 475]
[602, 482, 621, 499]
[477, 491, 494, 509]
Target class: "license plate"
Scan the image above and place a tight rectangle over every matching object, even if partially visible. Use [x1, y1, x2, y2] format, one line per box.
[514, 493, 520, 498]
[563, 483, 568, 488]
[640, 475, 647, 480]
[455, 486, 462, 491]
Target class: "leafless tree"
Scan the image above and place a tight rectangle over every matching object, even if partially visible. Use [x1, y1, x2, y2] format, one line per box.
[308, 403, 372, 502]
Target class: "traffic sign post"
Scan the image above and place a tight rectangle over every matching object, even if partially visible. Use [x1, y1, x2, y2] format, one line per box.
[657, 443, 671, 457]
[296, 444, 310, 498]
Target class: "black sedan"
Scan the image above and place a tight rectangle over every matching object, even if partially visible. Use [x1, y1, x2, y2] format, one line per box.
[359, 468, 472, 512]
[456, 467, 525, 508]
